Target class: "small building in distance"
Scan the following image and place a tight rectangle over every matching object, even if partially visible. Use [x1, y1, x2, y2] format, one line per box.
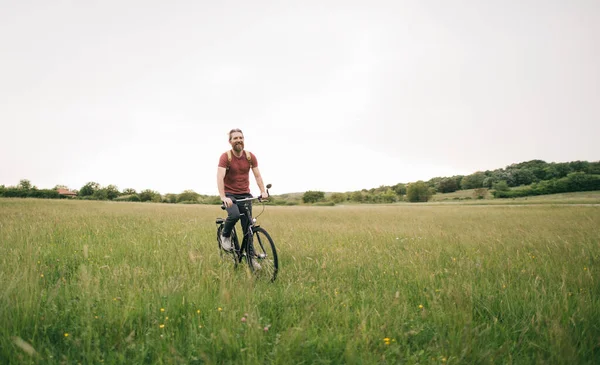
[57, 188, 77, 198]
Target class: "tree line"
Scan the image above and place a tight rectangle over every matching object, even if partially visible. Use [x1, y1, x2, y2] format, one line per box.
[300, 159, 600, 203]
[0, 180, 222, 205]
[2, 160, 599, 204]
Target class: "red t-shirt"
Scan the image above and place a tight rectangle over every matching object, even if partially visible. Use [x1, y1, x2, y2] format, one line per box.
[218, 151, 258, 194]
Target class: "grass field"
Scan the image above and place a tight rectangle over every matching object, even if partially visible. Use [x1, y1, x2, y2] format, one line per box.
[1, 198, 599, 364]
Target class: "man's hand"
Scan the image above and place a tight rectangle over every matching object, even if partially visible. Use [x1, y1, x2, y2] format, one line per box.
[260, 191, 268, 200]
[222, 197, 233, 208]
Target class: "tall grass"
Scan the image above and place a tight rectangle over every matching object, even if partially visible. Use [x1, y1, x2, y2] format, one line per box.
[1, 199, 598, 364]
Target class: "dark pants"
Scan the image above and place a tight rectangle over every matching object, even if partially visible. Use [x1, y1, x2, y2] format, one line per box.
[222, 193, 253, 240]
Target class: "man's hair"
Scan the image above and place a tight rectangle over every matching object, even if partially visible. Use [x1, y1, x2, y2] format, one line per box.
[228, 128, 243, 141]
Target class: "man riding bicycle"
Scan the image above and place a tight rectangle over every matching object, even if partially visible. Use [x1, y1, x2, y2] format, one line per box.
[217, 128, 269, 256]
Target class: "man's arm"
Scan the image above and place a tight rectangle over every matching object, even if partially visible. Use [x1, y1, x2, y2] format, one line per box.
[252, 166, 268, 199]
[217, 167, 233, 207]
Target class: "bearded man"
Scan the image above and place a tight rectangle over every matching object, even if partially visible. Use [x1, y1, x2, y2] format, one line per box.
[216, 128, 268, 255]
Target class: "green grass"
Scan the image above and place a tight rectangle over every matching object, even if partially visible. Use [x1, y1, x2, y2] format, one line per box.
[1, 198, 599, 364]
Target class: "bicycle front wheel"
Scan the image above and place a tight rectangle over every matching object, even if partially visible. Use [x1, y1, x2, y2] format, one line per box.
[248, 227, 278, 281]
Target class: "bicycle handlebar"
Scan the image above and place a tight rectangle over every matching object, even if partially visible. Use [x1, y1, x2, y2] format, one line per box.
[221, 184, 271, 210]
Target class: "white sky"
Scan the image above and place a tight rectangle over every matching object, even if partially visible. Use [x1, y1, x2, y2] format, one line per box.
[1, 0, 599, 195]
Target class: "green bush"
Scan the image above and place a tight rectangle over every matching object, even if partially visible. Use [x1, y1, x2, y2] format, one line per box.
[114, 194, 141, 202]
[28, 189, 60, 199]
[1, 188, 28, 198]
[303, 191, 325, 204]
[492, 173, 600, 198]
[566, 172, 600, 191]
[0, 188, 59, 199]
[200, 196, 222, 205]
[330, 193, 347, 204]
[312, 201, 335, 206]
[177, 190, 200, 203]
[406, 181, 433, 202]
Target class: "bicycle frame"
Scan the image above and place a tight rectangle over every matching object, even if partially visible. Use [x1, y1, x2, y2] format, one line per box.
[219, 196, 263, 262]
[217, 184, 277, 281]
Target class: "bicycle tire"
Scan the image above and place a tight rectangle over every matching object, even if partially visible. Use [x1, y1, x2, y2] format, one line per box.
[248, 227, 278, 281]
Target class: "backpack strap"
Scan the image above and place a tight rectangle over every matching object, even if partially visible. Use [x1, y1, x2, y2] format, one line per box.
[245, 150, 253, 169]
[226, 150, 232, 170]
[226, 150, 253, 169]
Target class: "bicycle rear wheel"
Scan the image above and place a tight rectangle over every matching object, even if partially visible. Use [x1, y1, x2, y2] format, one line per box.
[248, 227, 278, 281]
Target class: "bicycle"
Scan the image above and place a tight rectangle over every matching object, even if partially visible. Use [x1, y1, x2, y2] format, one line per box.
[215, 184, 279, 282]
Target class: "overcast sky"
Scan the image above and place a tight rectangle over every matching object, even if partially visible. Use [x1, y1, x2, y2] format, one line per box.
[1, 0, 598, 195]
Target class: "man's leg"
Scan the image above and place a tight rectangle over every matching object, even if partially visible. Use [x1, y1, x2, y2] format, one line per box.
[239, 201, 252, 236]
[221, 202, 241, 251]
[239, 202, 260, 269]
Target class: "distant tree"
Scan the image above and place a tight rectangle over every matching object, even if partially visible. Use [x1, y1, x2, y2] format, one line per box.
[80, 182, 100, 197]
[512, 160, 547, 170]
[53, 184, 69, 190]
[566, 171, 599, 191]
[18, 179, 33, 190]
[454, 175, 464, 189]
[139, 189, 161, 202]
[128, 194, 141, 202]
[364, 192, 378, 203]
[102, 185, 120, 200]
[122, 188, 137, 195]
[177, 190, 200, 203]
[350, 191, 363, 203]
[392, 183, 407, 195]
[302, 191, 325, 204]
[586, 161, 600, 175]
[380, 189, 397, 203]
[491, 170, 515, 187]
[437, 178, 458, 193]
[460, 172, 486, 190]
[426, 177, 442, 189]
[330, 193, 347, 204]
[568, 160, 589, 172]
[482, 177, 495, 189]
[543, 165, 560, 180]
[512, 169, 536, 186]
[553, 163, 573, 179]
[492, 180, 509, 192]
[201, 195, 222, 205]
[406, 181, 433, 202]
[164, 193, 178, 204]
[92, 189, 108, 200]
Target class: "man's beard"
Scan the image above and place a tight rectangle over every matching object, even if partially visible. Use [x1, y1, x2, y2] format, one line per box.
[233, 142, 244, 152]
